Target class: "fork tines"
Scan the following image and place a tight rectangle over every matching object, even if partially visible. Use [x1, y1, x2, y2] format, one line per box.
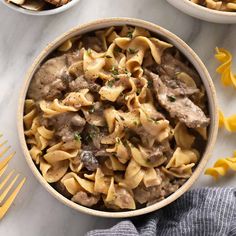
[0, 134, 26, 220]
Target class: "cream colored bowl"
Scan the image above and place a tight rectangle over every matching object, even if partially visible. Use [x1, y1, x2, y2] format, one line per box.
[18, 18, 218, 218]
[2, 0, 80, 15]
[167, 0, 236, 24]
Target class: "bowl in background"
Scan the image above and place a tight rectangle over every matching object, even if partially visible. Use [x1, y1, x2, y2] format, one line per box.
[17, 18, 218, 218]
[1, 0, 80, 15]
[167, 0, 236, 24]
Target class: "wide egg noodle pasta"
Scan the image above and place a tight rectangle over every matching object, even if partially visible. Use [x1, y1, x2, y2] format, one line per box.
[166, 147, 199, 169]
[39, 99, 77, 118]
[174, 122, 195, 149]
[191, 0, 236, 11]
[24, 25, 209, 210]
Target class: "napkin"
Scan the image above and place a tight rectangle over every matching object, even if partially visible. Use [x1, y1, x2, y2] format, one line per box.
[86, 188, 236, 236]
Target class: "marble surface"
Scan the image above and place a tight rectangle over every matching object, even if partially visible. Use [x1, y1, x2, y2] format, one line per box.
[1, 0, 236, 235]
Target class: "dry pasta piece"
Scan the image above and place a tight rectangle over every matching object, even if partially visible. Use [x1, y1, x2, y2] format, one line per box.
[215, 47, 236, 88]
[219, 110, 236, 132]
[205, 151, 236, 180]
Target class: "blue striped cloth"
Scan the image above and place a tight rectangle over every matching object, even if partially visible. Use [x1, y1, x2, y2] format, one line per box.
[86, 188, 236, 236]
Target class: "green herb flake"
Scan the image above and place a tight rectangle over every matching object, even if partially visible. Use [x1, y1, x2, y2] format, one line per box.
[125, 69, 132, 77]
[107, 79, 115, 87]
[167, 95, 176, 102]
[89, 106, 95, 113]
[110, 66, 119, 75]
[148, 79, 153, 88]
[74, 132, 81, 142]
[127, 32, 133, 39]
[133, 121, 139, 126]
[89, 125, 99, 139]
[128, 48, 139, 54]
[114, 47, 122, 53]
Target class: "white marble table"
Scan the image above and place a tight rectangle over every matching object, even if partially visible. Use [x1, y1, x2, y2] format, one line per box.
[0, 0, 236, 235]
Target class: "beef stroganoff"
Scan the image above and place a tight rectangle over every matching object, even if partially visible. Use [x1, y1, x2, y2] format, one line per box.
[23, 26, 210, 210]
[190, 0, 236, 11]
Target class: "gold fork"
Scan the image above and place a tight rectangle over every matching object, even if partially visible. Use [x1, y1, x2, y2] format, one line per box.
[0, 134, 26, 220]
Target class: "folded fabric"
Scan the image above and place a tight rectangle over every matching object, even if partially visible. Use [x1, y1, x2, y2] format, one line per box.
[86, 188, 236, 236]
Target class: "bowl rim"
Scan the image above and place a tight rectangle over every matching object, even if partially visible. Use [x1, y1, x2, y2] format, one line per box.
[1, 0, 80, 15]
[182, 0, 236, 16]
[17, 17, 219, 218]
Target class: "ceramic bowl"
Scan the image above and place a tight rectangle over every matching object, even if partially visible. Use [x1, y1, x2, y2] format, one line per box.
[2, 0, 80, 15]
[18, 18, 218, 218]
[167, 0, 236, 24]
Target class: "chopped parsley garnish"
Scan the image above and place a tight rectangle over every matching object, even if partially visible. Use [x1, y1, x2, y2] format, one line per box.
[167, 95, 176, 102]
[74, 132, 81, 142]
[110, 66, 119, 75]
[89, 106, 95, 113]
[124, 69, 132, 77]
[133, 121, 139, 126]
[114, 47, 122, 53]
[106, 55, 112, 58]
[148, 79, 153, 88]
[89, 125, 99, 139]
[127, 32, 133, 39]
[107, 79, 116, 87]
[128, 48, 138, 54]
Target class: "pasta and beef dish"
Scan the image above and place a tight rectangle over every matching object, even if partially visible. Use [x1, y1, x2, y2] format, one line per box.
[190, 0, 236, 11]
[23, 26, 210, 210]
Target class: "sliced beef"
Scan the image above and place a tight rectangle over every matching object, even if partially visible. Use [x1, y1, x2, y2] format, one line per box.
[134, 169, 182, 205]
[69, 75, 101, 93]
[54, 181, 72, 198]
[81, 36, 103, 52]
[160, 74, 199, 96]
[28, 52, 80, 101]
[148, 148, 164, 163]
[146, 70, 210, 128]
[72, 191, 100, 207]
[48, 112, 86, 142]
[158, 52, 201, 86]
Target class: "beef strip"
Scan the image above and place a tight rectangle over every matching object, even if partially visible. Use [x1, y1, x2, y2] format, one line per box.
[146, 70, 210, 128]
[160, 74, 199, 96]
[69, 75, 101, 93]
[28, 52, 80, 101]
[53, 181, 72, 198]
[48, 112, 86, 142]
[81, 36, 103, 52]
[134, 169, 182, 205]
[158, 52, 201, 86]
[72, 191, 100, 207]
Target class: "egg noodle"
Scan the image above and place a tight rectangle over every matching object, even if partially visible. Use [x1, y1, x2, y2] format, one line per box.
[24, 26, 209, 210]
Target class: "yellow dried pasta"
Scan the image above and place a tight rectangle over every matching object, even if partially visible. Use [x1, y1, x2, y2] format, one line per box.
[219, 110, 236, 132]
[215, 47, 236, 88]
[204, 49, 236, 179]
[205, 151, 236, 180]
